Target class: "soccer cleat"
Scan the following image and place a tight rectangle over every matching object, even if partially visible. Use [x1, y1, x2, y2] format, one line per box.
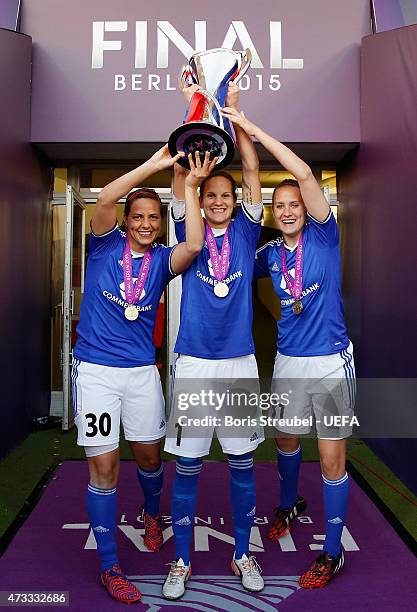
[299, 550, 345, 588]
[231, 553, 264, 592]
[141, 506, 164, 552]
[267, 496, 307, 540]
[101, 563, 142, 604]
[162, 558, 192, 600]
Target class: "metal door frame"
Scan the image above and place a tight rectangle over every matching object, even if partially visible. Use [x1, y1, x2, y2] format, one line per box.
[62, 185, 86, 430]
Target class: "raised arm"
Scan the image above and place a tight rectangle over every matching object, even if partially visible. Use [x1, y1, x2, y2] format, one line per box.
[172, 163, 188, 202]
[225, 83, 262, 204]
[222, 109, 330, 222]
[92, 145, 184, 235]
[171, 84, 203, 202]
[171, 151, 218, 274]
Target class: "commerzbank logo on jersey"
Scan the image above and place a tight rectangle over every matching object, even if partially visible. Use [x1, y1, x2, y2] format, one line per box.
[196, 258, 243, 288]
[280, 268, 320, 304]
[102, 273, 152, 313]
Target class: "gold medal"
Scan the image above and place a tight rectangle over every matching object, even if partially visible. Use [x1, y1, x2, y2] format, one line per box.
[292, 300, 303, 315]
[214, 282, 229, 298]
[124, 305, 139, 321]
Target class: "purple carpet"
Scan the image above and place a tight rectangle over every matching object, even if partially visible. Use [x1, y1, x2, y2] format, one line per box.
[0, 461, 416, 611]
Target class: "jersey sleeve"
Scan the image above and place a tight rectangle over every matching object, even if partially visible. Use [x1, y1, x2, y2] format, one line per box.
[233, 201, 263, 248]
[158, 244, 178, 285]
[253, 243, 271, 280]
[171, 196, 186, 222]
[306, 210, 339, 248]
[173, 219, 186, 244]
[170, 195, 186, 244]
[171, 195, 186, 244]
[88, 225, 123, 259]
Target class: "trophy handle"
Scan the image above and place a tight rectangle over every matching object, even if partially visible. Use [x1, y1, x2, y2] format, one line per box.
[232, 48, 252, 85]
[179, 64, 197, 90]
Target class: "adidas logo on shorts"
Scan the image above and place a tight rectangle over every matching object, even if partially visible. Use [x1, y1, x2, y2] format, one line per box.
[159, 419, 166, 429]
[328, 516, 343, 524]
[250, 432, 259, 442]
[93, 525, 110, 533]
[246, 506, 256, 517]
[175, 515, 192, 526]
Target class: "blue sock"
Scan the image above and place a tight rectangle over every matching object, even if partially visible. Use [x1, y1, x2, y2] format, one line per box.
[87, 484, 118, 572]
[136, 463, 164, 517]
[228, 453, 256, 559]
[172, 457, 202, 565]
[277, 446, 301, 510]
[323, 472, 349, 557]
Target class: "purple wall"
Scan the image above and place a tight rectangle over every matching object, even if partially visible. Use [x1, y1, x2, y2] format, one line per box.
[339, 25, 417, 494]
[0, 28, 52, 460]
[20, 0, 370, 144]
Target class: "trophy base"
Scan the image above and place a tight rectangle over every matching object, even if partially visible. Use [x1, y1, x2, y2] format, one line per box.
[168, 121, 235, 171]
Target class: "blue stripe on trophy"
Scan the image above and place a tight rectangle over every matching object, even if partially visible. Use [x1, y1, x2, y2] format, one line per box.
[214, 63, 239, 139]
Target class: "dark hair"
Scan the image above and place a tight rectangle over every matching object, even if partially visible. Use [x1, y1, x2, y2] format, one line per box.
[272, 178, 300, 202]
[124, 188, 162, 217]
[199, 171, 238, 201]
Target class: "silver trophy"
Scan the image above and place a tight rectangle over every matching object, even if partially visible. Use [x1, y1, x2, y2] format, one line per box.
[168, 47, 252, 170]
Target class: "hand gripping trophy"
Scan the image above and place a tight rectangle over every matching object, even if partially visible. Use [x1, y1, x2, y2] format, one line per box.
[168, 48, 252, 170]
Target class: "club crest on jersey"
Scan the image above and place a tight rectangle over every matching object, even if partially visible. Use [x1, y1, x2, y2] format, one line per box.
[207, 258, 215, 277]
[280, 268, 295, 295]
[201, 258, 243, 284]
[119, 280, 146, 302]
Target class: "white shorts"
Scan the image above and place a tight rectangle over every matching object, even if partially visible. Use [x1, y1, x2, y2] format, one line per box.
[72, 359, 166, 447]
[164, 354, 265, 458]
[271, 342, 356, 439]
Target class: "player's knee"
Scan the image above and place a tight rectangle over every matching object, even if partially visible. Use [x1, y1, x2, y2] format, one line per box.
[320, 455, 345, 480]
[130, 440, 162, 470]
[88, 457, 119, 489]
[137, 455, 161, 471]
[276, 436, 300, 453]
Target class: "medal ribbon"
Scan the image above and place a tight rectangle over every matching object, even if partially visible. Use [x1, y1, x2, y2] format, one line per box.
[122, 240, 152, 306]
[281, 233, 303, 301]
[205, 224, 230, 282]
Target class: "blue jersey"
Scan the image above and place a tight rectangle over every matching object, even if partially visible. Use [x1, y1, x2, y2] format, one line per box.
[254, 212, 349, 357]
[174, 204, 261, 359]
[74, 226, 175, 367]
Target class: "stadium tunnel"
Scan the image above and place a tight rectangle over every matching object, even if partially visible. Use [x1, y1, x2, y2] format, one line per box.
[1, 0, 417, 514]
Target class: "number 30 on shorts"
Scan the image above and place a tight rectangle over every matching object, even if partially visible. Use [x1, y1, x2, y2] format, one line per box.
[85, 412, 111, 438]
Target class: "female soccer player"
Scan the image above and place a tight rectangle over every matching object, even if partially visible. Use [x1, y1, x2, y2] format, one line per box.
[163, 84, 265, 600]
[222, 107, 355, 589]
[72, 145, 216, 604]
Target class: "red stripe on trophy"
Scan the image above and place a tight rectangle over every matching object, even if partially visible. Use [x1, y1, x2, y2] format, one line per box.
[185, 92, 206, 123]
